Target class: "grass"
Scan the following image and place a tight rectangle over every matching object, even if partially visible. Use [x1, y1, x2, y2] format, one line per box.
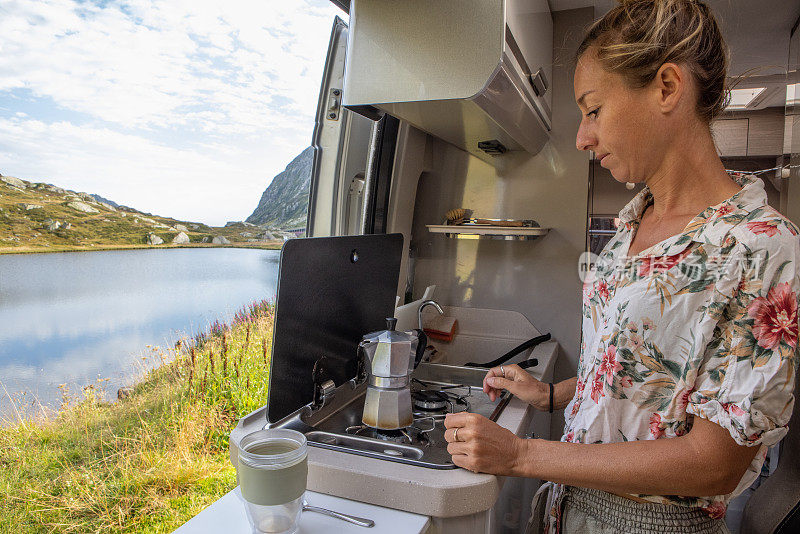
[0, 299, 276, 533]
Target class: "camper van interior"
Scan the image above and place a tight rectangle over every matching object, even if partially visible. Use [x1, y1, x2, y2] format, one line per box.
[175, 1, 800, 533]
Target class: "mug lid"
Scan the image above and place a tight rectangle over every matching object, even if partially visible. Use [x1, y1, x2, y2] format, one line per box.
[237, 429, 307, 469]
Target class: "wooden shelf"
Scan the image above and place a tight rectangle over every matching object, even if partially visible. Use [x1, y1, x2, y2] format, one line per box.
[426, 224, 549, 241]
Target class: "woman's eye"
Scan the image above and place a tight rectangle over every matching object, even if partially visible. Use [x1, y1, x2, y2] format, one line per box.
[587, 108, 600, 119]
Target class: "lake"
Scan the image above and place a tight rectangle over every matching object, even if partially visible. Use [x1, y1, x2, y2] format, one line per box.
[0, 247, 281, 421]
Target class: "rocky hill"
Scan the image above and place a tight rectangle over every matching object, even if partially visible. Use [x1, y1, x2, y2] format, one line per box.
[0, 174, 283, 253]
[89, 193, 120, 208]
[246, 146, 313, 230]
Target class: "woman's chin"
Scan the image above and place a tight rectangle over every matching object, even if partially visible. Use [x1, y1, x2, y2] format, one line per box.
[609, 168, 639, 185]
[602, 160, 621, 178]
[602, 163, 640, 186]
[610, 171, 629, 184]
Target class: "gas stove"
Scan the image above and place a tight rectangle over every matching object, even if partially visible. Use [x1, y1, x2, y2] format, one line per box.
[343, 383, 472, 442]
[271, 363, 503, 469]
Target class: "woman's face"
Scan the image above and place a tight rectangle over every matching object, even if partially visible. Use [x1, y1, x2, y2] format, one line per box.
[573, 51, 667, 184]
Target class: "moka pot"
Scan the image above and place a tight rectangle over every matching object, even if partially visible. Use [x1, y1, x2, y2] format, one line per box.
[359, 317, 427, 430]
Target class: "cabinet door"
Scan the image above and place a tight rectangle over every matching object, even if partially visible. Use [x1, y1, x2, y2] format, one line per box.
[307, 16, 375, 237]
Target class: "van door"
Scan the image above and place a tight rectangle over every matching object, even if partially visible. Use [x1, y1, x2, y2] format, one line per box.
[306, 16, 376, 237]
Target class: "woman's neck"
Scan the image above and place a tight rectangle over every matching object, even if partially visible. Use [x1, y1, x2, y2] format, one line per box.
[643, 123, 742, 221]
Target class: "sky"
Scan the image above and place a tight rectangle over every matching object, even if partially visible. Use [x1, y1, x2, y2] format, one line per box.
[0, 0, 346, 226]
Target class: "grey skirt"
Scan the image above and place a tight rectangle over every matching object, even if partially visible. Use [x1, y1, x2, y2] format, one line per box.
[528, 484, 731, 534]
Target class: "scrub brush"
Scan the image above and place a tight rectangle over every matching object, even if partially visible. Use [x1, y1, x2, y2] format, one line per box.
[445, 208, 472, 225]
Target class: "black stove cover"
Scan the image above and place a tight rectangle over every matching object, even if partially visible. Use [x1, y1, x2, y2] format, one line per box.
[267, 233, 403, 423]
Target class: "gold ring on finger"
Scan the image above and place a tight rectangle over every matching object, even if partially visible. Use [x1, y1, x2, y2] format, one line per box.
[453, 427, 460, 442]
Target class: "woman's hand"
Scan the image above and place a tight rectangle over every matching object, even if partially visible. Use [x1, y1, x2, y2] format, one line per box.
[443, 412, 523, 475]
[483, 364, 549, 410]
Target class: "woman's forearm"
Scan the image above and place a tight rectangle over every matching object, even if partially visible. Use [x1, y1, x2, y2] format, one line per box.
[553, 377, 577, 410]
[511, 417, 758, 496]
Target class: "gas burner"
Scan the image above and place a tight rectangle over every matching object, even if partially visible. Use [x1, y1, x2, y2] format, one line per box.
[345, 425, 413, 444]
[411, 389, 471, 418]
[375, 428, 413, 443]
[344, 423, 434, 446]
[412, 390, 449, 411]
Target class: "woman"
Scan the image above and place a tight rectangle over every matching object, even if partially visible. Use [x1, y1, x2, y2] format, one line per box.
[443, 1, 800, 532]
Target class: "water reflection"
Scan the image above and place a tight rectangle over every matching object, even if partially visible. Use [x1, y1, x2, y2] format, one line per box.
[0, 248, 280, 420]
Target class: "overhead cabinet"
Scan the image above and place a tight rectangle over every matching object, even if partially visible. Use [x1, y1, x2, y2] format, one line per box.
[342, 0, 553, 165]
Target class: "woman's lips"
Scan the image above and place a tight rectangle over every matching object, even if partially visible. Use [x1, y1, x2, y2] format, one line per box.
[598, 153, 610, 164]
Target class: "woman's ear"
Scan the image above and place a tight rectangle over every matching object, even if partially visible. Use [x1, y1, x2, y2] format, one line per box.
[653, 62, 687, 114]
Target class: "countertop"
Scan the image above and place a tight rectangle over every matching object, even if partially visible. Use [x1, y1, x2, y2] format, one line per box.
[172, 488, 430, 534]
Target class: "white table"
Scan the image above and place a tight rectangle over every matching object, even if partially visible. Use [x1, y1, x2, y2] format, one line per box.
[173, 487, 431, 534]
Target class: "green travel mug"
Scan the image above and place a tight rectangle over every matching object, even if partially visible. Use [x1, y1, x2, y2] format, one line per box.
[236, 429, 308, 534]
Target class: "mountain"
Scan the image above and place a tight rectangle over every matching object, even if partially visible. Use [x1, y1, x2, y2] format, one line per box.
[246, 146, 313, 230]
[89, 193, 119, 208]
[0, 174, 282, 252]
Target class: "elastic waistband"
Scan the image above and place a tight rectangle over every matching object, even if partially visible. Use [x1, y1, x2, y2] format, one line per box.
[562, 486, 723, 534]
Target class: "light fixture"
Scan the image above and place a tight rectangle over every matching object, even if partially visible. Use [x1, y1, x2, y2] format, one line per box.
[725, 87, 766, 110]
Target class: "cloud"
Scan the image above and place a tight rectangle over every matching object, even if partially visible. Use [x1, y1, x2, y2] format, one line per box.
[0, 0, 346, 225]
[0, 115, 293, 223]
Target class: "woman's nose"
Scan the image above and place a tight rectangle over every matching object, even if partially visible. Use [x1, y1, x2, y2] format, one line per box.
[575, 120, 596, 152]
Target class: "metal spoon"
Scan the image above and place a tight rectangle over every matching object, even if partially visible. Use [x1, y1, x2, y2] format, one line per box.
[302, 500, 375, 528]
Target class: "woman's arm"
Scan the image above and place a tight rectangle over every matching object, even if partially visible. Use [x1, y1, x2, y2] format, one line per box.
[443, 413, 760, 497]
[482, 364, 577, 411]
[550, 377, 577, 411]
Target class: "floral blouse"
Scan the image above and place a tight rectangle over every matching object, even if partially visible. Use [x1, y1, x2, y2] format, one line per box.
[555, 173, 800, 523]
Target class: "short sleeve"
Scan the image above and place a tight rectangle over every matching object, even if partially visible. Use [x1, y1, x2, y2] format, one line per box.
[687, 236, 800, 447]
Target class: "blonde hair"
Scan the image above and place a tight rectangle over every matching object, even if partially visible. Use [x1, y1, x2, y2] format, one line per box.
[576, 0, 730, 122]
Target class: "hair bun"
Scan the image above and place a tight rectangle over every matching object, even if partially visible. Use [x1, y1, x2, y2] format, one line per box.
[616, 0, 704, 5]
[579, 0, 728, 122]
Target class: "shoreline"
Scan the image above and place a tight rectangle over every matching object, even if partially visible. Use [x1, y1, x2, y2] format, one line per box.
[0, 242, 284, 255]
[0, 300, 275, 531]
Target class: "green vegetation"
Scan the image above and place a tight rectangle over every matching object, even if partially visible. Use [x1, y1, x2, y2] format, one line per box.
[0, 300, 275, 533]
[0, 178, 283, 254]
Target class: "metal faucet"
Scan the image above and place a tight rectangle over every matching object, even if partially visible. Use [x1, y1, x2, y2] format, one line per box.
[418, 300, 444, 330]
